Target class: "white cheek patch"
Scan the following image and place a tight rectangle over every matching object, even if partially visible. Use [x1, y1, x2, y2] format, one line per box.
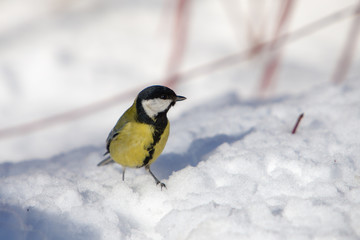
[142, 99, 173, 119]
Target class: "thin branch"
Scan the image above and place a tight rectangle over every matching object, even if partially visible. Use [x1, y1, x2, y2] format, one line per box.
[292, 113, 304, 134]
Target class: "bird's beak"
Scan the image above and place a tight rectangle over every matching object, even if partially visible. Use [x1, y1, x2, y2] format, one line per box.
[176, 95, 186, 101]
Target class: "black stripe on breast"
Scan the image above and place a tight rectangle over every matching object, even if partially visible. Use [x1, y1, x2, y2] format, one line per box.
[140, 113, 168, 167]
[136, 100, 169, 167]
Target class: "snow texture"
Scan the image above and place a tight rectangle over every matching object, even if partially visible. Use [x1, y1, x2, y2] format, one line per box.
[1, 79, 360, 240]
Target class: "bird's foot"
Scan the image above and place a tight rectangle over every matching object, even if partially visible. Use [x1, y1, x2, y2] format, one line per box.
[156, 181, 167, 190]
[146, 166, 167, 190]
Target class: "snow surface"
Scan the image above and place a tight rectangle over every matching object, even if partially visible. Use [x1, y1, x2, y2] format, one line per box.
[1, 77, 360, 240]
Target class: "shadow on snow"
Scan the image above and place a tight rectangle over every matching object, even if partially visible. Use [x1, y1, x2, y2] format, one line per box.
[152, 127, 255, 180]
[0, 204, 99, 240]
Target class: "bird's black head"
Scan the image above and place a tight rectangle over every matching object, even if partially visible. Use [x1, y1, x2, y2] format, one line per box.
[136, 85, 186, 121]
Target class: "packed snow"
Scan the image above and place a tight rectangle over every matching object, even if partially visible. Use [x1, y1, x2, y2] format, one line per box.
[1, 78, 360, 239]
[1, 0, 360, 239]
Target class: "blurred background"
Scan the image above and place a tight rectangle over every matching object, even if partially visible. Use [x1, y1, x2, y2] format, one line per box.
[0, 0, 359, 162]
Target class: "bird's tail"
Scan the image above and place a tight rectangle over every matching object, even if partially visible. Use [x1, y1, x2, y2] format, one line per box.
[97, 155, 115, 166]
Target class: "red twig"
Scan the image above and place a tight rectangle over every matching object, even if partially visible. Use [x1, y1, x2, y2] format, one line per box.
[292, 113, 304, 134]
[332, 1, 360, 83]
[164, 0, 190, 88]
[259, 0, 296, 95]
[0, 87, 141, 139]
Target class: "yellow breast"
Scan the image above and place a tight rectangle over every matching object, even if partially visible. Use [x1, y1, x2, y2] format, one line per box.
[109, 121, 169, 168]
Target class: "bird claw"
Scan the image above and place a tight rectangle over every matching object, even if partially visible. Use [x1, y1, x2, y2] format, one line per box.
[156, 181, 167, 190]
[147, 167, 166, 190]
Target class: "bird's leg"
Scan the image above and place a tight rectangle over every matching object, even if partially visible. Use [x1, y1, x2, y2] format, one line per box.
[145, 166, 166, 190]
[122, 167, 126, 181]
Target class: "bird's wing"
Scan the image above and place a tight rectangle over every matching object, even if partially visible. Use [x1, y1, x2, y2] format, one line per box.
[104, 103, 137, 155]
[105, 125, 124, 155]
[105, 129, 120, 154]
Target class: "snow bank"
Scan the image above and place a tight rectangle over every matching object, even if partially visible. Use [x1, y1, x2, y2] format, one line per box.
[1, 78, 360, 240]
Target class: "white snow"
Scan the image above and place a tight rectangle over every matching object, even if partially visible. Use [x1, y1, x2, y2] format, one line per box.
[1, 0, 360, 239]
[1, 78, 360, 239]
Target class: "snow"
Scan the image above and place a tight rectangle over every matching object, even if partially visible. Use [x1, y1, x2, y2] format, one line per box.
[1, 0, 360, 239]
[1, 78, 360, 239]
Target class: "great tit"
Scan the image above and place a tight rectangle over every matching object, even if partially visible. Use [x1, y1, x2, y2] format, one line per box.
[97, 85, 186, 189]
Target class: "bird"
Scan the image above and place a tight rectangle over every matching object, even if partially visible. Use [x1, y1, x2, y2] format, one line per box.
[97, 85, 186, 189]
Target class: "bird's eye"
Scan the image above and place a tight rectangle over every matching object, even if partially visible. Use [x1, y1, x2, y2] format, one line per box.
[160, 95, 166, 99]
